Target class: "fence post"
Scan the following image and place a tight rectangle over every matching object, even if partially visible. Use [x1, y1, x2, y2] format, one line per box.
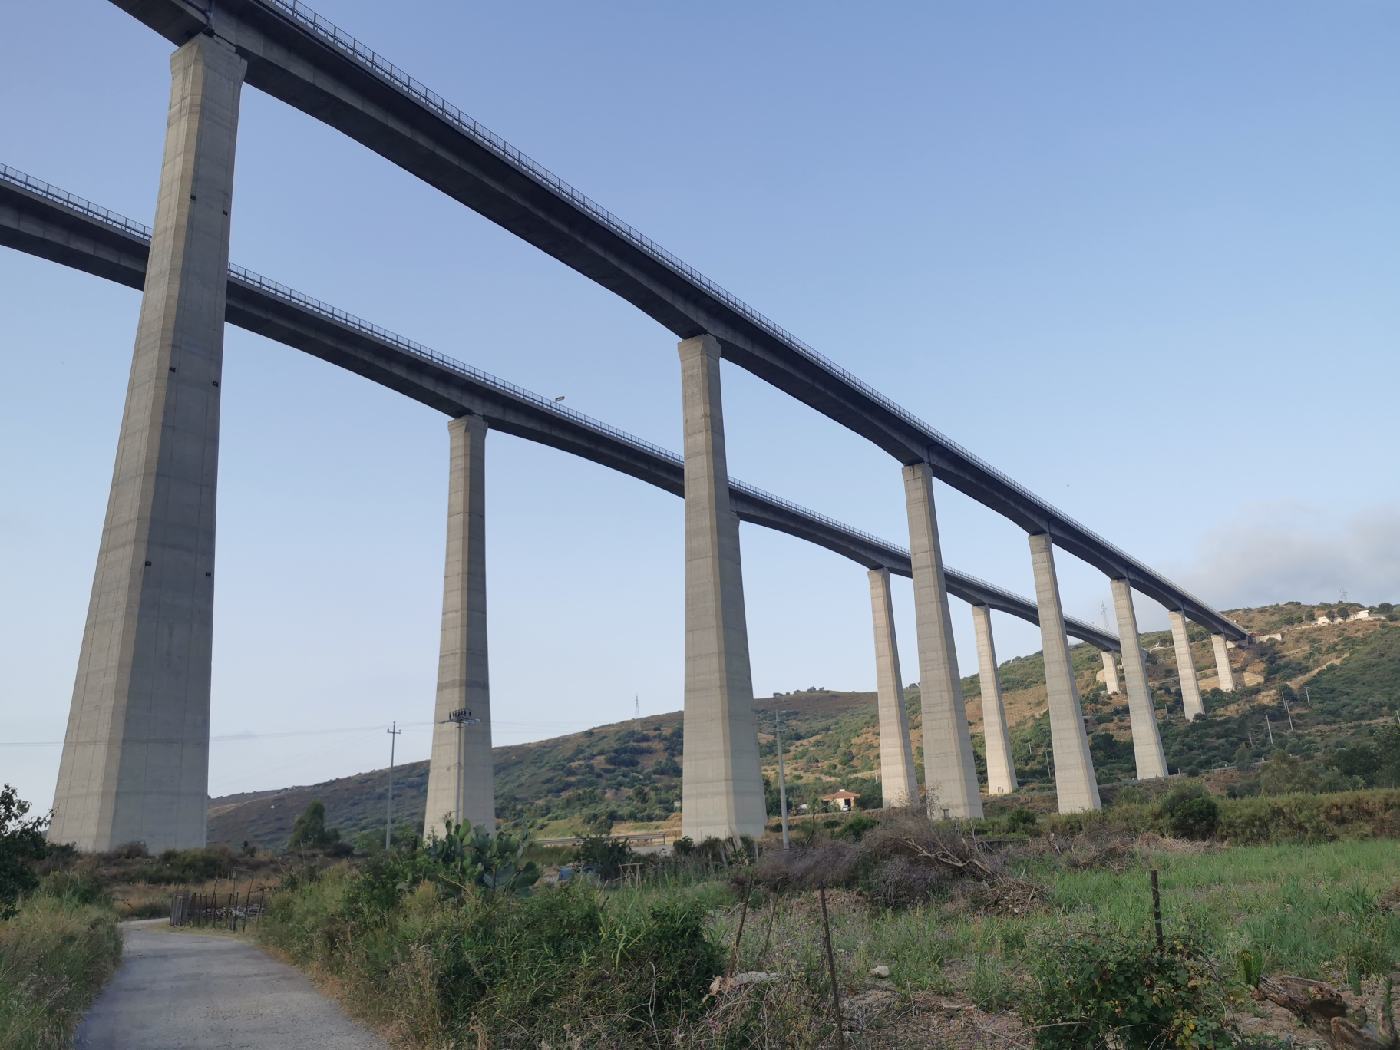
[1150, 869, 1164, 952]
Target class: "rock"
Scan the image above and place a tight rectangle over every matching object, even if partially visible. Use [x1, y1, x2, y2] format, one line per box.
[870, 964, 891, 979]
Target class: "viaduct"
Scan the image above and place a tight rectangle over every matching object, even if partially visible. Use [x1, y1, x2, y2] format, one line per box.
[6, 0, 1246, 851]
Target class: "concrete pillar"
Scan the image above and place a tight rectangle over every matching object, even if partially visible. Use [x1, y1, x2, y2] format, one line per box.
[48, 37, 246, 853]
[1110, 579, 1168, 780]
[423, 416, 494, 839]
[1028, 534, 1101, 813]
[1101, 651, 1121, 695]
[678, 335, 766, 841]
[902, 463, 982, 819]
[970, 605, 1017, 795]
[1169, 610, 1205, 720]
[1211, 634, 1236, 693]
[867, 568, 919, 807]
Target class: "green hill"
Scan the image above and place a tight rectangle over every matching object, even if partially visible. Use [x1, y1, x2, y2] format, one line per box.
[207, 601, 1400, 849]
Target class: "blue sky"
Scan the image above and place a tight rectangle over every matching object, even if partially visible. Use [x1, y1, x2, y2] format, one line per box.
[2, 1, 1397, 809]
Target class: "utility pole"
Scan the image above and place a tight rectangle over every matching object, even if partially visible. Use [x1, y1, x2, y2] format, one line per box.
[775, 709, 790, 850]
[384, 722, 402, 851]
[1264, 715, 1275, 747]
[1280, 691, 1295, 733]
[634, 694, 640, 730]
[447, 708, 481, 828]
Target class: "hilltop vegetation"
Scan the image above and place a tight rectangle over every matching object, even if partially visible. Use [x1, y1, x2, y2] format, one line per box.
[208, 601, 1400, 849]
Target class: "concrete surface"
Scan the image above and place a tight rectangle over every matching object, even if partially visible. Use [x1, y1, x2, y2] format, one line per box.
[1211, 633, 1237, 692]
[0, 171, 1123, 654]
[423, 416, 495, 839]
[902, 463, 982, 820]
[76, 920, 388, 1049]
[867, 568, 919, 807]
[1110, 579, 1169, 780]
[1101, 650, 1122, 695]
[1169, 610, 1205, 720]
[50, 36, 245, 852]
[102, 0, 1250, 646]
[1029, 534, 1101, 813]
[971, 605, 1017, 795]
[678, 335, 766, 841]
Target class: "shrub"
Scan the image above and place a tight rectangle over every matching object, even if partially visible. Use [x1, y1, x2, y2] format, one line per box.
[1158, 785, 1220, 840]
[0, 786, 48, 918]
[1023, 920, 1231, 1049]
[573, 835, 635, 881]
[0, 898, 122, 1050]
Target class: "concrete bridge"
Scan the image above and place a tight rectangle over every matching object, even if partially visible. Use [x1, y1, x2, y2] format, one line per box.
[11, 0, 1244, 850]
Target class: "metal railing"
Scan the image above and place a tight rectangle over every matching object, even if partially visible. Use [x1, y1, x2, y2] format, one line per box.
[3, 159, 1124, 644]
[252, 0, 1231, 628]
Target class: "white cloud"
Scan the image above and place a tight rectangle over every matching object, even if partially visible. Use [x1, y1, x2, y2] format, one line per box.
[1176, 504, 1400, 610]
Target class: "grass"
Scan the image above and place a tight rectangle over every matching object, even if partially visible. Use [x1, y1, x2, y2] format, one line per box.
[0, 898, 122, 1050]
[707, 839, 1400, 1009]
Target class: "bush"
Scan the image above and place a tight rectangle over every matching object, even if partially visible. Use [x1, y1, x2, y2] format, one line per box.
[573, 835, 635, 881]
[0, 786, 48, 918]
[1159, 785, 1220, 840]
[1023, 920, 1231, 1049]
[0, 898, 122, 1050]
[260, 868, 721, 1044]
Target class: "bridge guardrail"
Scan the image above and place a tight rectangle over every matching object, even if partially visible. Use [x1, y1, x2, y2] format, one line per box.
[256, 0, 1234, 632]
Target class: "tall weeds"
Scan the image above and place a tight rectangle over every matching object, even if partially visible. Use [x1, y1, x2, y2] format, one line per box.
[0, 898, 122, 1050]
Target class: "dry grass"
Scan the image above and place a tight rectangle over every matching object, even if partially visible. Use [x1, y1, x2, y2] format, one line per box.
[0, 899, 122, 1050]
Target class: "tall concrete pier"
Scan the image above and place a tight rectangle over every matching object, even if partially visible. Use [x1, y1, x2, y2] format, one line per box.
[1211, 634, 1236, 692]
[1101, 651, 1121, 695]
[1169, 610, 1204, 719]
[423, 416, 494, 838]
[867, 569, 919, 807]
[970, 605, 1017, 795]
[678, 335, 766, 841]
[49, 37, 246, 852]
[1028, 534, 1100, 812]
[902, 464, 982, 819]
[1110, 579, 1167, 780]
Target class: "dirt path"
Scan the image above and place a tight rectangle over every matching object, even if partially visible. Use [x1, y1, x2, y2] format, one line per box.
[76, 919, 389, 1050]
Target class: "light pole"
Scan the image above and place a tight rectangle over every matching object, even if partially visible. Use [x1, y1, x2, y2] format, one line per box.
[775, 709, 790, 850]
[385, 721, 402, 851]
[447, 708, 481, 829]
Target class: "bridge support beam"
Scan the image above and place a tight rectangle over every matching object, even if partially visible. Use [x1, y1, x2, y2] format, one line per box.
[902, 464, 982, 820]
[1101, 651, 1121, 695]
[1110, 579, 1168, 780]
[867, 569, 919, 807]
[678, 335, 766, 841]
[48, 37, 246, 852]
[971, 605, 1017, 795]
[1211, 634, 1236, 692]
[1169, 610, 1205, 719]
[1029, 534, 1101, 813]
[423, 416, 495, 839]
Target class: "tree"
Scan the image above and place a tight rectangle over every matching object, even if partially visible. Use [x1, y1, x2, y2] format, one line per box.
[1, 785, 49, 917]
[287, 800, 341, 852]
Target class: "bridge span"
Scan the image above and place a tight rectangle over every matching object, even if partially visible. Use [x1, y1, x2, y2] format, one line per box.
[21, 4, 1244, 848]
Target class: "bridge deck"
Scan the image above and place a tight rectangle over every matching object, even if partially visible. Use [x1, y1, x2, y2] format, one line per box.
[99, 0, 1245, 642]
[0, 164, 1120, 651]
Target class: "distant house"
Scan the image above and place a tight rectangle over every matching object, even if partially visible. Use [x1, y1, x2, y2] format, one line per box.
[821, 789, 860, 813]
[1255, 632, 1283, 643]
[1350, 609, 1374, 622]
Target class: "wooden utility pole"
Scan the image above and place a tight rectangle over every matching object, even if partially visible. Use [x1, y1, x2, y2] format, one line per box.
[775, 709, 790, 850]
[385, 721, 402, 850]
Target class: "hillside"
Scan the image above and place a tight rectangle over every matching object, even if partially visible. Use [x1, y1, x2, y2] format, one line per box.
[208, 601, 1400, 849]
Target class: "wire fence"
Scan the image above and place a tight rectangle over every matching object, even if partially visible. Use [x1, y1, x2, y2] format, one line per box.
[169, 887, 268, 932]
[255, 0, 1236, 633]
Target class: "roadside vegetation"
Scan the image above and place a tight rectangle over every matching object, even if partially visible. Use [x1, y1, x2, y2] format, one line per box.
[0, 786, 122, 1050]
[257, 792, 1400, 1048]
